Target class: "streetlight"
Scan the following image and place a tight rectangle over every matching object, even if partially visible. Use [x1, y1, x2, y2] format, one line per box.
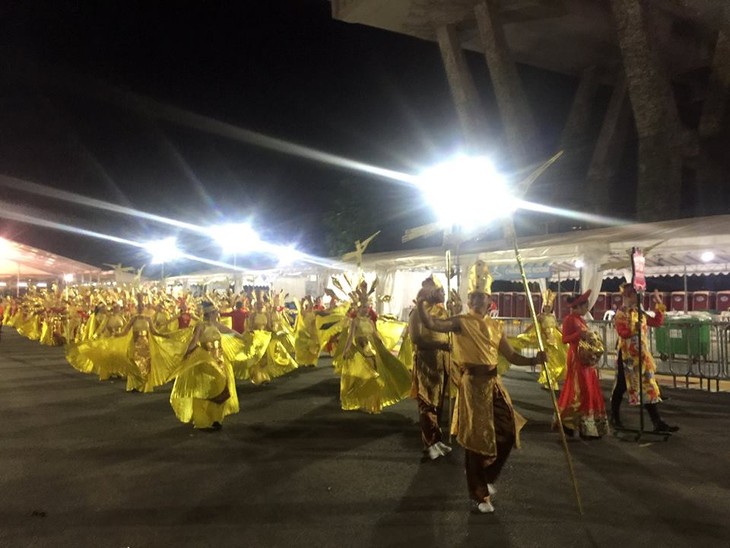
[143, 237, 182, 282]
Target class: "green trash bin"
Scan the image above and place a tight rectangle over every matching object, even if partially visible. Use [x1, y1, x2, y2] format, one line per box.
[654, 316, 711, 357]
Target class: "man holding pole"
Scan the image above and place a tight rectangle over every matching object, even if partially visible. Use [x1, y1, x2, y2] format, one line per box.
[416, 260, 545, 514]
[408, 275, 452, 461]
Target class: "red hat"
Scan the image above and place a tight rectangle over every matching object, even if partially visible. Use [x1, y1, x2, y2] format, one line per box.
[570, 289, 592, 307]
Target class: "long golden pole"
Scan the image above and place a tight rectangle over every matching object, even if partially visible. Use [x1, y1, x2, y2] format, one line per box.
[504, 220, 583, 515]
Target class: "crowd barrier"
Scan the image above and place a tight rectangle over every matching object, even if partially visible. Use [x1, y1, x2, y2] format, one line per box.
[499, 317, 730, 391]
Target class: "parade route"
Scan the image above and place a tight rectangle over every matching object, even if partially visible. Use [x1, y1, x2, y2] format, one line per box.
[1, 329, 729, 548]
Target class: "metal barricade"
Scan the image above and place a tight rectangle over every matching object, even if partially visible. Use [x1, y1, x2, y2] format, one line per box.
[517, 317, 730, 391]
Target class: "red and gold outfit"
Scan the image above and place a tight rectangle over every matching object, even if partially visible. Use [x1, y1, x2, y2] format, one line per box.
[614, 303, 665, 405]
[556, 311, 608, 437]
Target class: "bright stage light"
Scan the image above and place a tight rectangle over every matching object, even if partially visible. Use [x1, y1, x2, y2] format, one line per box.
[210, 223, 261, 254]
[701, 251, 715, 262]
[63, 273, 74, 283]
[0, 238, 15, 259]
[275, 245, 301, 266]
[419, 155, 515, 230]
[144, 237, 182, 264]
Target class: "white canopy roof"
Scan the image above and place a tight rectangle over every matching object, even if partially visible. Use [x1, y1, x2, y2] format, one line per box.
[0, 237, 101, 278]
[357, 214, 730, 280]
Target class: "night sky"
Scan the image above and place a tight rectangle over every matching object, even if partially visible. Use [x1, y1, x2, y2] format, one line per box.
[0, 0, 578, 273]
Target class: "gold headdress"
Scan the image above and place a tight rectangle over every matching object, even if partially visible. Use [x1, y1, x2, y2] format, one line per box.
[468, 260, 493, 295]
[542, 289, 556, 309]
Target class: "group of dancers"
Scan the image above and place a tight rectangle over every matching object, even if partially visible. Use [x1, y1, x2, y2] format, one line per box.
[409, 264, 679, 513]
[0, 281, 414, 429]
[1, 259, 679, 514]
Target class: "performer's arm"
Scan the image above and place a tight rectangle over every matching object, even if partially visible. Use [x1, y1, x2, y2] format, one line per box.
[561, 315, 584, 344]
[416, 298, 460, 333]
[498, 334, 546, 365]
[183, 324, 203, 358]
[408, 308, 449, 351]
[646, 291, 666, 328]
[116, 317, 134, 337]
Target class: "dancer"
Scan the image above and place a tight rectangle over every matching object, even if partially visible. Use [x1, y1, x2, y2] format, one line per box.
[611, 284, 678, 433]
[117, 295, 182, 393]
[556, 290, 608, 439]
[416, 260, 544, 514]
[169, 301, 246, 430]
[339, 279, 411, 413]
[510, 290, 567, 390]
[294, 296, 321, 367]
[408, 275, 452, 460]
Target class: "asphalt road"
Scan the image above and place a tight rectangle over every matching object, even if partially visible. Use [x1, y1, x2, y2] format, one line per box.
[1, 328, 729, 548]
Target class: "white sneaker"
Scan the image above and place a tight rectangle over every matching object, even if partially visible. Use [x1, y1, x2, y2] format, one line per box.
[472, 499, 495, 514]
[426, 444, 442, 460]
[487, 483, 497, 499]
[436, 441, 452, 455]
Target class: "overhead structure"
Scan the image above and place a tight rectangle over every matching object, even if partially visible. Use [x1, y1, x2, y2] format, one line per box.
[0, 237, 101, 280]
[332, 0, 730, 224]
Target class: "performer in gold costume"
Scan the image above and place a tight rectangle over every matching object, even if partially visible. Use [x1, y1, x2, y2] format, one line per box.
[294, 296, 321, 367]
[169, 301, 247, 430]
[117, 295, 183, 393]
[408, 275, 452, 460]
[245, 291, 297, 384]
[339, 279, 411, 414]
[510, 290, 567, 390]
[416, 260, 545, 514]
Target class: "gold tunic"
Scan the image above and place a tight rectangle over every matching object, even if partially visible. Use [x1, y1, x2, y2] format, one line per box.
[412, 304, 450, 408]
[451, 313, 525, 458]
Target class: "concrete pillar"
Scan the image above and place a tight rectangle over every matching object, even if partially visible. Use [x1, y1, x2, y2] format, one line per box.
[474, 0, 539, 166]
[435, 24, 491, 152]
[586, 76, 632, 214]
[609, 0, 683, 221]
[699, 28, 730, 138]
[695, 11, 730, 215]
[550, 65, 600, 206]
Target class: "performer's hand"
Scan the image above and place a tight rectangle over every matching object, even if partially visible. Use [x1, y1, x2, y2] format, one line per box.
[652, 290, 662, 306]
[447, 289, 462, 314]
[534, 351, 547, 364]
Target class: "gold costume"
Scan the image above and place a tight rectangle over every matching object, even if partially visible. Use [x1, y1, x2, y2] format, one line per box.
[411, 303, 450, 407]
[294, 305, 320, 366]
[339, 315, 411, 414]
[451, 313, 525, 459]
[169, 323, 240, 428]
[510, 312, 568, 388]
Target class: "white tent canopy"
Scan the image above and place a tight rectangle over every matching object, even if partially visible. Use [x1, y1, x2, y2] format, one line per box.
[130, 215, 730, 317]
[0, 237, 101, 279]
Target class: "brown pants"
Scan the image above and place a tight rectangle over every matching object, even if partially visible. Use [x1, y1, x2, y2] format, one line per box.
[465, 390, 515, 502]
[418, 397, 444, 448]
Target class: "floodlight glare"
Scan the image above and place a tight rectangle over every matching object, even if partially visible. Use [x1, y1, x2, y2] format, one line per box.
[63, 273, 74, 283]
[276, 245, 301, 266]
[210, 223, 261, 254]
[419, 155, 515, 230]
[701, 251, 715, 262]
[574, 259, 585, 269]
[144, 237, 182, 264]
[0, 238, 15, 259]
